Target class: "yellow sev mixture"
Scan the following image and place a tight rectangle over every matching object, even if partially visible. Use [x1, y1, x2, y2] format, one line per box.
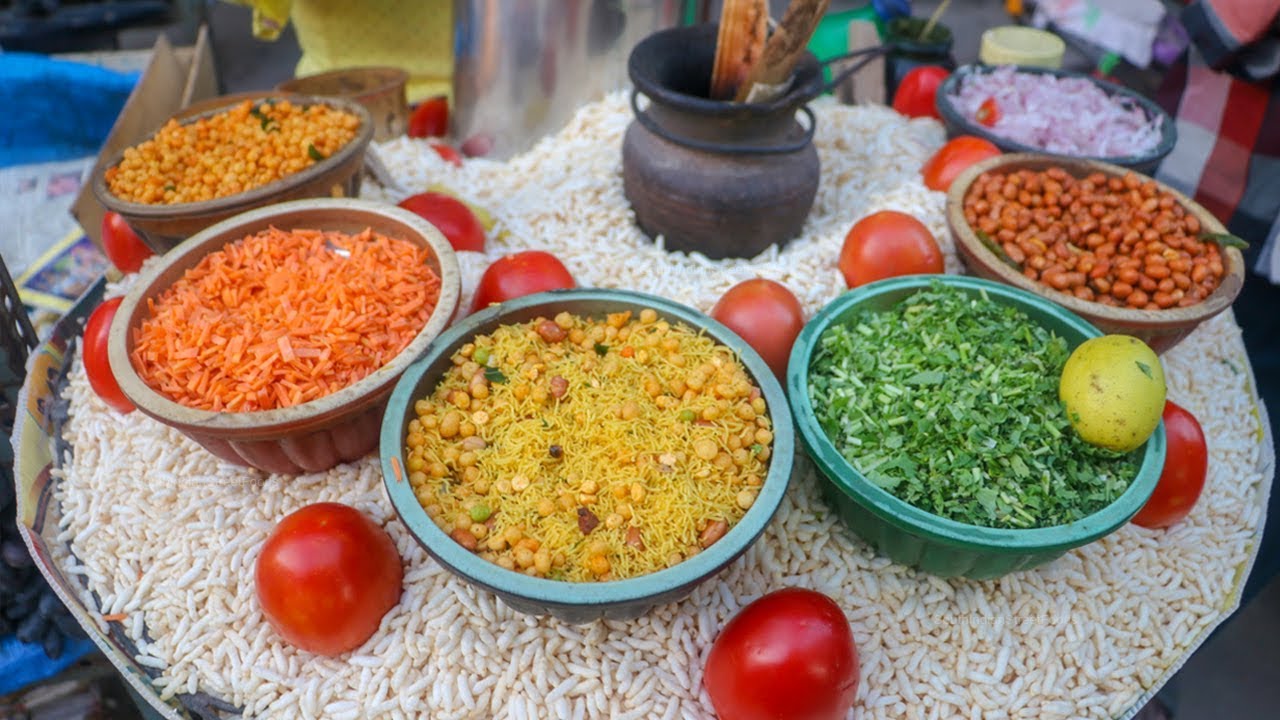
[404, 309, 774, 582]
[105, 99, 360, 205]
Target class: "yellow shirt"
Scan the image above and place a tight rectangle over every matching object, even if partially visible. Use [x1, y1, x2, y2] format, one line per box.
[231, 0, 453, 102]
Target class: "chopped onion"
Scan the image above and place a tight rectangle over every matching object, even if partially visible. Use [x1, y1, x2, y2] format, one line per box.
[949, 66, 1164, 158]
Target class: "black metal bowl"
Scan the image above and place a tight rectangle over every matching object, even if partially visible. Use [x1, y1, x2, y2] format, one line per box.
[935, 64, 1176, 174]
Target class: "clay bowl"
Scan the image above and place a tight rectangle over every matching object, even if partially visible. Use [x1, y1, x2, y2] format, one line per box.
[92, 94, 374, 255]
[947, 153, 1244, 354]
[107, 199, 461, 475]
[278, 67, 409, 141]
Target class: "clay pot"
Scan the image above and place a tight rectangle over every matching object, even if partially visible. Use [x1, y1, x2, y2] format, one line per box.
[622, 24, 822, 260]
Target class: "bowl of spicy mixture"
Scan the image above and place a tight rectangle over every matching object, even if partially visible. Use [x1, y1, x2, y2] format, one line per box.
[381, 288, 795, 622]
[92, 95, 373, 253]
[107, 198, 461, 475]
[946, 154, 1245, 354]
[788, 275, 1165, 579]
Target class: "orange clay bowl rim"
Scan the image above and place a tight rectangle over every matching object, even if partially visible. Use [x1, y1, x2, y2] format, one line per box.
[105, 198, 461, 438]
[945, 153, 1245, 329]
[90, 93, 374, 219]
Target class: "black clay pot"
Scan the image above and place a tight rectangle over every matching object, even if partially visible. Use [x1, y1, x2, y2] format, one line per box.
[622, 24, 823, 260]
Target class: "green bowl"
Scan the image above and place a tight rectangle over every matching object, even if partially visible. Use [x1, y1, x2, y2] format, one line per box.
[381, 288, 795, 623]
[787, 275, 1165, 579]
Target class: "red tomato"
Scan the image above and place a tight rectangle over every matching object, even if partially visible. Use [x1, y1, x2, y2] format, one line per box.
[892, 65, 950, 120]
[1131, 401, 1207, 529]
[839, 211, 945, 288]
[470, 251, 576, 314]
[101, 212, 153, 274]
[710, 278, 805, 382]
[975, 97, 1001, 127]
[430, 142, 463, 167]
[705, 588, 860, 720]
[408, 95, 449, 138]
[920, 136, 1002, 192]
[83, 297, 134, 414]
[255, 503, 403, 656]
[397, 192, 486, 252]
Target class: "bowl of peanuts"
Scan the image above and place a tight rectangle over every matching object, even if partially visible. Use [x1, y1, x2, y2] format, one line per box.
[947, 153, 1245, 354]
[379, 288, 795, 622]
[107, 198, 461, 475]
[92, 94, 374, 254]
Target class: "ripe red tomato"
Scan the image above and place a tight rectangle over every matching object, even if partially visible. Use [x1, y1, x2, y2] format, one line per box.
[470, 251, 576, 314]
[920, 136, 1002, 192]
[83, 297, 134, 414]
[430, 142, 463, 167]
[408, 95, 449, 138]
[397, 192, 486, 252]
[975, 97, 1001, 127]
[839, 210, 945, 288]
[710, 278, 805, 382]
[892, 65, 950, 120]
[1131, 400, 1208, 529]
[705, 588, 860, 720]
[255, 503, 403, 656]
[101, 212, 153, 274]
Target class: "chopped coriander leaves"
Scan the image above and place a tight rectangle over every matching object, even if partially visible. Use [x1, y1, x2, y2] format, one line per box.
[808, 282, 1140, 529]
[484, 367, 507, 384]
[307, 143, 326, 162]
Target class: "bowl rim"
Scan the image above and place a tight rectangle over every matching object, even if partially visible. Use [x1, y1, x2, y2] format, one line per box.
[276, 66, 410, 98]
[90, 93, 374, 218]
[935, 63, 1176, 168]
[946, 153, 1246, 328]
[786, 274, 1166, 553]
[107, 198, 461, 435]
[380, 287, 796, 606]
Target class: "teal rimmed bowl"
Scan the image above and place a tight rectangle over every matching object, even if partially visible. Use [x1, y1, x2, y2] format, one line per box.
[381, 288, 795, 623]
[787, 275, 1165, 579]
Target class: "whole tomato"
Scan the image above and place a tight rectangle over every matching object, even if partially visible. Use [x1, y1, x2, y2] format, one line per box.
[710, 278, 805, 382]
[255, 503, 403, 656]
[839, 210, 945, 288]
[892, 65, 950, 120]
[920, 136, 1002, 192]
[397, 192, 486, 252]
[83, 297, 134, 414]
[430, 142, 463, 167]
[470, 251, 576, 314]
[1131, 400, 1207, 529]
[705, 588, 860, 720]
[101, 212, 153, 274]
[408, 95, 449, 138]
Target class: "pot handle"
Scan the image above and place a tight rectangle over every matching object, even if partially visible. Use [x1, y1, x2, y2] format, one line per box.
[630, 89, 817, 155]
[814, 44, 898, 98]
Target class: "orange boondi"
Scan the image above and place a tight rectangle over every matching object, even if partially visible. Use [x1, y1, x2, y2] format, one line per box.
[131, 227, 441, 413]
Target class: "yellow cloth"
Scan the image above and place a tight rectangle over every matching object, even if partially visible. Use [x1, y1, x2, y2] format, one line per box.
[230, 0, 453, 102]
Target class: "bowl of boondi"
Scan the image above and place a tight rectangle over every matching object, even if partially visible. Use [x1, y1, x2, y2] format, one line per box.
[380, 288, 795, 623]
[108, 198, 461, 475]
[91, 93, 373, 254]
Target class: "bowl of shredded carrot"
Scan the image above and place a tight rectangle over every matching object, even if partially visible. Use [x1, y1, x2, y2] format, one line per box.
[107, 198, 461, 475]
[91, 94, 374, 255]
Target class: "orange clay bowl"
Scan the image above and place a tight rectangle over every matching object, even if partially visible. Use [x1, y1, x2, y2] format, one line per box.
[946, 153, 1245, 354]
[91, 93, 374, 255]
[106, 198, 461, 476]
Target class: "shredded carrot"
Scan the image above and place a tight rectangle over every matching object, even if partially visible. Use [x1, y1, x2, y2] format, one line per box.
[101, 613, 128, 622]
[131, 226, 442, 412]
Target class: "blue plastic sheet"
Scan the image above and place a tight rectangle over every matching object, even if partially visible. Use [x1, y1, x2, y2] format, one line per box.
[0, 633, 97, 696]
[0, 53, 139, 169]
[873, 0, 912, 21]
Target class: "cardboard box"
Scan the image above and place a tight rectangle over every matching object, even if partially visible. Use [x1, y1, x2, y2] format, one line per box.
[71, 26, 217, 249]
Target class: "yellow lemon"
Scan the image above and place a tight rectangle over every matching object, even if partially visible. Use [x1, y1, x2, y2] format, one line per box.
[1059, 335, 1166, 452]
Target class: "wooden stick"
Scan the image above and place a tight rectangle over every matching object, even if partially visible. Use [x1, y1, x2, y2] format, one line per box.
[919, 0, 953, 41]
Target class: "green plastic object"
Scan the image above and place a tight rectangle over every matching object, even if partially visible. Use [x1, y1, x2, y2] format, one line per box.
[381, 288, 796, 623]
[787, 276, 1166, 580]
[808, 4, 883, 85]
